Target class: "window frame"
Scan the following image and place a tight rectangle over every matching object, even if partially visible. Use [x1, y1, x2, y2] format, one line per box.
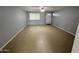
[29, 13, 40, 20]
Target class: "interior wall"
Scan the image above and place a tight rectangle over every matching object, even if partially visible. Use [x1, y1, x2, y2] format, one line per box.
[72, 23, 79, 52]
[28, 12, 46, 25]
[52, 7, 79, 35]
[0, 6, 27, 48]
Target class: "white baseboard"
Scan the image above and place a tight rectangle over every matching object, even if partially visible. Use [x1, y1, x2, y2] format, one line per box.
[0, 26, 25, 50]
[54, 25, 75, 36]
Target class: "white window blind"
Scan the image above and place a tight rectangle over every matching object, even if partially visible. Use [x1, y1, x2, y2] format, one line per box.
[29, 13, 40, 20]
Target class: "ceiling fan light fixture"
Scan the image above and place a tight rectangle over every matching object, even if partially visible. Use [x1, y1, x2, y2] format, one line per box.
[40, 6, 45, 12]
[41, 9, 45, 12]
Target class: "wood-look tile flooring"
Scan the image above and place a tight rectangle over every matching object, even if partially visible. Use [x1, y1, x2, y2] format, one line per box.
[4, 25, 74, 53]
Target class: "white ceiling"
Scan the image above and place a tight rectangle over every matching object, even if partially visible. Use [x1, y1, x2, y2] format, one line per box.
[19, 6, 67, 12]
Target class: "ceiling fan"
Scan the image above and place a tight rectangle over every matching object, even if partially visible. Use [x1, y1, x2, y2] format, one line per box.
[40, 6, 47, 12]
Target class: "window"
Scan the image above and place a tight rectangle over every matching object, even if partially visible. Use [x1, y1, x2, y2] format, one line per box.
[29, 13, 40, 20]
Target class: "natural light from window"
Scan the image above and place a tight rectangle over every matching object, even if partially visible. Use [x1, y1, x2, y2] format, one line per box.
[29, 13, 40, 20]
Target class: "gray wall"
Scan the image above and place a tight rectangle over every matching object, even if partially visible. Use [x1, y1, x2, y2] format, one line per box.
[0, 7, 27, 48]
[28, 12, 46, 25]
[52, 7, 79, 35]
[72, 23, 79, 52]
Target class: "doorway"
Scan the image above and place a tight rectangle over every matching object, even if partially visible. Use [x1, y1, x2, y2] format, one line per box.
[46, 13, 52, 25]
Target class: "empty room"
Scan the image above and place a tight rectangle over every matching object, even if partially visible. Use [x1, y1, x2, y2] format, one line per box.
[0, 6, 79, 53]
